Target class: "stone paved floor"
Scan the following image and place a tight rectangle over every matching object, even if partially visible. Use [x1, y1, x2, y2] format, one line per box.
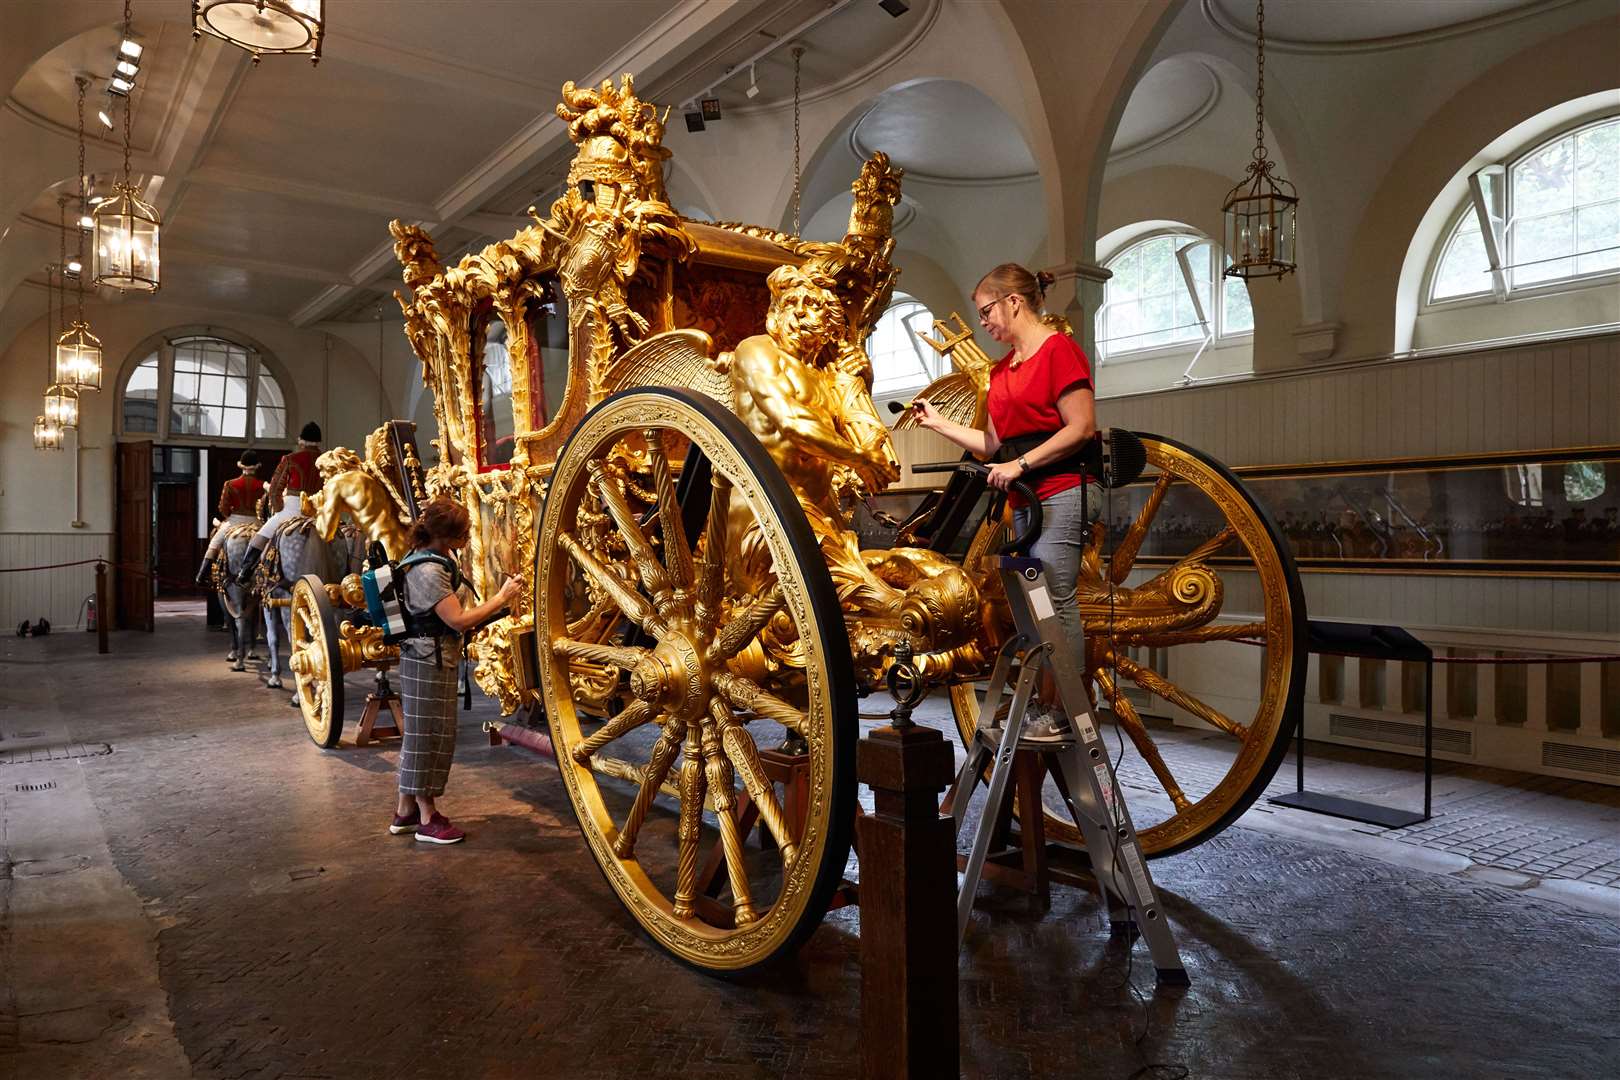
[2, 612, 1617, 1079]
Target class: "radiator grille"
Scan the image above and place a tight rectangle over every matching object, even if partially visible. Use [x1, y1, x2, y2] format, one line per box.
[1541, 741, 1620, 778]
[1328, 713, 1473, 755]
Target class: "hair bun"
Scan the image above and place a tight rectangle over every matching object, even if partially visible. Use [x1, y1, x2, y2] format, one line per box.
[1035, 270, 1056, 292]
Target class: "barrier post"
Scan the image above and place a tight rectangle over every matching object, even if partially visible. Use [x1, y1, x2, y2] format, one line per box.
[95, 560, 109, 655]
[856, 722, 958, 1080]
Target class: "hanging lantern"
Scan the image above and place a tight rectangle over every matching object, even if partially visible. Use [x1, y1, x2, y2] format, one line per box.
[93, 182, 161, 292]
[34, 415, 65, 451]
[55, 319, 104, 391]
[192, 1, 325, 65]
[44, 384, 80, 430]
[1222, 0, 1298, 280]
[96, 2, 162, 293]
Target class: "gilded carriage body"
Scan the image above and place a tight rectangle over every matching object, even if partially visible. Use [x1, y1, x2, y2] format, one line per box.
[296, 74, 1306, 974]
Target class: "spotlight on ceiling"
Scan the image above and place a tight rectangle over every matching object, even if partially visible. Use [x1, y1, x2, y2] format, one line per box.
[119, 38, 143, 60]
[115, 59, 139, 78]
[745, 63, 759, 99]
[877, 0, 909, 16]
[97, 107, 114, 129]
[66, 259, 83, 275]
[684, 107, 705, 133]
[701, 97, 722, 122]
[79, 214, 94, 230]
[109, 75, 134, 96]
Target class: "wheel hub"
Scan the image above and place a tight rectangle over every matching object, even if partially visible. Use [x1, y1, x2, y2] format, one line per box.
[633, 620, 710, 723]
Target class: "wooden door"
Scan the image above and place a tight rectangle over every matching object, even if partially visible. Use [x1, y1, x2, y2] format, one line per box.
[116, 440, 154, 631]
[155, 482, 197, 596]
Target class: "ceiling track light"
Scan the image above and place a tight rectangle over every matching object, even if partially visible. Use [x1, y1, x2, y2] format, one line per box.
[878, 0, 910, 16]
[745, 63, 759, 99]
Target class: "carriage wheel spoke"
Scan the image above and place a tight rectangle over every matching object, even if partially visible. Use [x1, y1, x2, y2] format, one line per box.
[1116, 621, 1269, 648]
[612, 720, 685, 859]
[1107, 651, 1248, 740]
[572, 699, 660, 762]
[559, 530, 665, 636]
[671, 727, 707, 919]
[694, 477, 731, 633]
[707, 584, 784, 663]
[551, 637, 647, 671]
[1110, 472, 1173, 584]
[588, 462, 675, 611]
[713, 699, 797, 865]
[711, 671, 808, 736]
[645, 431, 695, 590]
[1095, 670, 1192, 812]
[1178, 525, 1239, 568]
[700, 723, 758, 925]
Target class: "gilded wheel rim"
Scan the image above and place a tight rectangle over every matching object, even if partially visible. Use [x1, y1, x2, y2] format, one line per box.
[290, 575, 344, 748]
[537, 388, 856, 973]
[952, 433, 1305, 857]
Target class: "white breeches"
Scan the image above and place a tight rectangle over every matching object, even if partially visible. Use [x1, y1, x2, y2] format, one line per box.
[205, 513, 258, 555]
[251, 496, 304, 545]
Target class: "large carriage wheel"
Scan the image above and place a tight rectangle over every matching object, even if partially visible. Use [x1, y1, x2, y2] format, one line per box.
[290, 574, 346, 748]
[951, 433, 1306, 857]
[536, 388, 857, 974]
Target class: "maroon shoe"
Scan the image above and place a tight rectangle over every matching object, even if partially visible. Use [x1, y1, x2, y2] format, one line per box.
[388, 808, 421, 835]
[414, 813, 465, 845]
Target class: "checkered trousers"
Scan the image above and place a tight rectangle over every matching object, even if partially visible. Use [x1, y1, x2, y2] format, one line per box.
[397, 649, 460, 797]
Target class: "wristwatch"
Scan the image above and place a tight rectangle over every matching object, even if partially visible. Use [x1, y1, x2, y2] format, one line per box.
[1017, 455, 1031, 474]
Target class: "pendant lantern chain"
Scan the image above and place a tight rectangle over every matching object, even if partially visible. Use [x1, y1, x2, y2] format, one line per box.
[75, 78, 87, 321]
[1253, 0, 1266, 161]
[791, 46, 803, 236]
[122, 0, 134, 179]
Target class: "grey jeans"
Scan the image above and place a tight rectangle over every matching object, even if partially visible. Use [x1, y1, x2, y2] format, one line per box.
[1012, 483, 1090, 658]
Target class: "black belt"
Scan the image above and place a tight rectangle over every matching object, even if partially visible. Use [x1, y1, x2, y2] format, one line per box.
[995, 431, 1102, 485]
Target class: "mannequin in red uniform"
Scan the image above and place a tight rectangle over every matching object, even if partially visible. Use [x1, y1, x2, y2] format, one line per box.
[236, 421, 323, 585]
[195, 451, 266, 585]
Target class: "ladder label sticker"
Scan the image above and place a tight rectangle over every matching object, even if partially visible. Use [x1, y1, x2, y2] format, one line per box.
[1027, 585, 1055, 621]
[1092, 763, 1117, 813]
[1073, 711, 1098, 743]
[1121, 843, 1154, 904]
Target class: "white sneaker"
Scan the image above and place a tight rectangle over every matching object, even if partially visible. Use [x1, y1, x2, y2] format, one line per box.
[1021, 712, 1073, 743]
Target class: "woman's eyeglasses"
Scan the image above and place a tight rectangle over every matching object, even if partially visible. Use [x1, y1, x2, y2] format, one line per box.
[977, 295, 1010, 322]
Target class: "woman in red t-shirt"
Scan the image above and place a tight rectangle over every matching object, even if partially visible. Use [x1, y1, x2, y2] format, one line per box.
[912, 263, 1097, 739]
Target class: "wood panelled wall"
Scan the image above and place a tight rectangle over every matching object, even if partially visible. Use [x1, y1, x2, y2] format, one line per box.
[1097, 333, 1618, 465]
[0, 532, 111, 630]
[1099, 333, 1620, 636]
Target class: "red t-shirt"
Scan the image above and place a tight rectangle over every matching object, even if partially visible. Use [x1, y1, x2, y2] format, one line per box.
[987, 332, 1094, 503]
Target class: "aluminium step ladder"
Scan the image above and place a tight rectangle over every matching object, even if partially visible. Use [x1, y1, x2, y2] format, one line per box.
[948, 553, 1188, 985]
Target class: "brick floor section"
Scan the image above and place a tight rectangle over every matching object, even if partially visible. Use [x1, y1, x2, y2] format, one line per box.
[2, 613, 1617, 1079]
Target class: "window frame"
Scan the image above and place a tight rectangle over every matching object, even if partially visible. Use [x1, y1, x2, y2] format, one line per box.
[1424, 114, 1620, 310]
[115, 328, 296, 447]
[1096, 230, 1253, 363]
[865, 293, 947, 400]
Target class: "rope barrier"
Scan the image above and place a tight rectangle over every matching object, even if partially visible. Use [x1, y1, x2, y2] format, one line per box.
[0, 557, 205, 590]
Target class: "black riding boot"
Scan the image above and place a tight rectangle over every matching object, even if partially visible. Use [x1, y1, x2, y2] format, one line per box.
[235, 546, 263, 587]
[195, 552, 219, 587]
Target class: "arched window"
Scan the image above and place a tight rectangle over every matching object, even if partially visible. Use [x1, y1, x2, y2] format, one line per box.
[117, 332, 292, 444]
[1098, 233, 1251, 360]
[1429, 115, 1620, 304]
[866, 294, 945, 398]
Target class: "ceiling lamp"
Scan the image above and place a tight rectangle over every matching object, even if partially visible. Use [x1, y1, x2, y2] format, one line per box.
[94, 4, 162, 294]
[192, 1, 325, 65]
[60, 93, 105, 390]
[35, 265, 65, 452]
[1222, 0, 1297, 280]
[44, 383, 80, 430]
[34, 415, 65, 452]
